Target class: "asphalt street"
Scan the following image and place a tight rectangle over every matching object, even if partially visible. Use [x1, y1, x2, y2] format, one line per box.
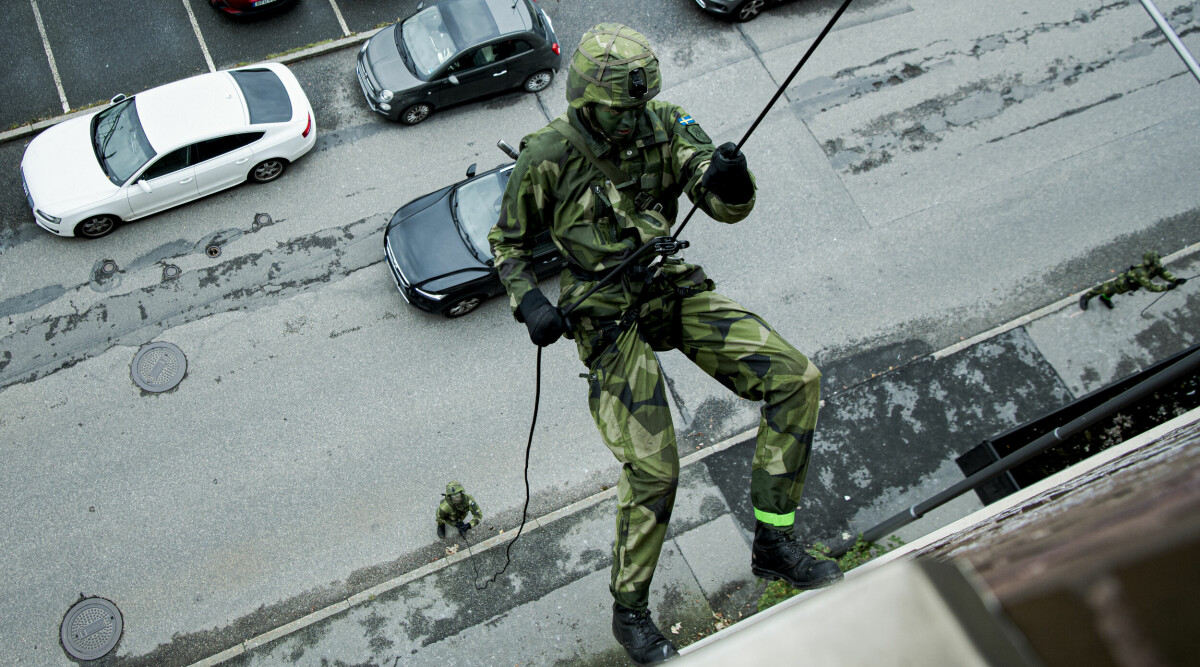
[2, 0, 1199, 665]
[0, 0, 426, 130]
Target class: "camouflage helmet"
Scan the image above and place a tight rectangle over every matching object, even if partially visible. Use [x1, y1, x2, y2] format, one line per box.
[1143, 251, 1161, 264]
[445, 481, 465, 496]
[566, 23, 662, 110]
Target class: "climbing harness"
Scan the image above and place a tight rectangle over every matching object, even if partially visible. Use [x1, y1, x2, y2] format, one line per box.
[476, 0, 855, 588]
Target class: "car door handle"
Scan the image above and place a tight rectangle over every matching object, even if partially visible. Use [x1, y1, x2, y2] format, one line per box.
[493, 70, 507, 76]
[179, 178, 193, 184]
[235, 158, 249, 164]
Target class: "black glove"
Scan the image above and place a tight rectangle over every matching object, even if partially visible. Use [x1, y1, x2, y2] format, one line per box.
[701, 142, 753, 205]
[1168, 283, 1177, 290]
[456, 521, 471, 533]
[517, 289, 569, 347]
[1175, 278, 1188, 285]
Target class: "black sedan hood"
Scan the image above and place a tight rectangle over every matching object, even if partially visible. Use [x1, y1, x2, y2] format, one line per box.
[385, 188, 485, 286]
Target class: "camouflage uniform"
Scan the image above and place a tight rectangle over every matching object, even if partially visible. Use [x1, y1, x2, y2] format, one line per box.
[1081, 251, 1183, 309]
[488, 24, 823, 613]
[436, 481, 482, 531]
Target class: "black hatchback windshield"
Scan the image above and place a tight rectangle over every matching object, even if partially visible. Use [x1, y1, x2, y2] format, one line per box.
[399, 0, 499, 78]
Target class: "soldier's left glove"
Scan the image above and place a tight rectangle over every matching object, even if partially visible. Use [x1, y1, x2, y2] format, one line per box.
[1175, 278, 1188, 285]
[517, 289, 570, 347]
[457, 521, 471, 534]
[702, 142, 754, 205]
[1168, 283, 1178, 290]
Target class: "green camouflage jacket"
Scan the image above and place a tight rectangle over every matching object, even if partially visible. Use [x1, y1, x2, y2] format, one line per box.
[1115, 256, 1179, 293]
[437, 492, 482, 526]
[488, 101, 755, 327]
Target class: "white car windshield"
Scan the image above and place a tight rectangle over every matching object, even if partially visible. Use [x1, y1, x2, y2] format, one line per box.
[92, 99, 155, 186]
[454, 168, 511, 259]
[401, 6, 458, 77]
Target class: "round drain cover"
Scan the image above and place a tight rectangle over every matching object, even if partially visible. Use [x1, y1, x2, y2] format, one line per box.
[101, 260, 117, 274]
[162, 264, 181, 280]
[254, 212, 272, 226]
[61, 597, 122, 661]
[131, 342, 187, 393]
[206, 244, 221, 258]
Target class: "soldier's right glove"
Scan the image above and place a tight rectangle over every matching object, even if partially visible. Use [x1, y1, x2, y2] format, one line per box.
[702, 142, 754, 205]
[457, 521, 471, 534]
[517, 289, 569, 347]
[1175, 278, 1188, 285]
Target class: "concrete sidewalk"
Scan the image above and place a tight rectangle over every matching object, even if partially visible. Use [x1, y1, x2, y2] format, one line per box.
[195, 247, 1200, 666]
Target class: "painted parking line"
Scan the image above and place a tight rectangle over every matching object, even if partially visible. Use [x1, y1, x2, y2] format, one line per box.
[183, 0, 217, 72]
[29, 0, 68, 113]
[328, 0, 351, 36]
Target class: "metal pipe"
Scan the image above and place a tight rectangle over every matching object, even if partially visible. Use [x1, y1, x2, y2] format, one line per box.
[1138, 0, 1200, 86]
[829, 346, 1200, 558]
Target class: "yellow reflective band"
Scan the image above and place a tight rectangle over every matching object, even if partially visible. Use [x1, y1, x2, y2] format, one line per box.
[754, 508, 795, 527]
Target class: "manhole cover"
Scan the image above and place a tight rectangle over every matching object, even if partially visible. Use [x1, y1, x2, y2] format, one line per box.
[101, 260, 117, 274]
[206, 244, 221, 258]
[254, 212, 272, 226]
[131, 342, 187, 393]
[162, 264, 181, 280]
[61, 597, 122, 661]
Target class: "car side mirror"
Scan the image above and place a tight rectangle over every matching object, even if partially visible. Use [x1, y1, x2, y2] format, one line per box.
[448, 75, 460, 85]
[137, 180, 152, 194]
[110, 93, 127, 105]
[466, 163, 477, 178]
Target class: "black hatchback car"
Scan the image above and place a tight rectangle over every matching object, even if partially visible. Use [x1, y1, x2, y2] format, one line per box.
[357, 0, 561, 125]
[384, 162, 564, 317]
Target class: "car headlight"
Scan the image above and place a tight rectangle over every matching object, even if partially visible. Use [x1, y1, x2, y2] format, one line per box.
[35, 209, 61, 224]
[379, 89, 393, 102]
[415, 287, 446, 301]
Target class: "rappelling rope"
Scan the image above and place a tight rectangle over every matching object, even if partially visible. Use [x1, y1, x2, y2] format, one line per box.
[478, 0, 855, 587]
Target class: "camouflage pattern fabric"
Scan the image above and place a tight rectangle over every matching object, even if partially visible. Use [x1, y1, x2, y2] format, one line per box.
[488, 101, 754, 323]
[489, 23, 816, 613]
[436, 481, 482, 527]
[565, 23, 662, 110]
[1084, 251, 1180, 299]
[597, 291, 821, 610]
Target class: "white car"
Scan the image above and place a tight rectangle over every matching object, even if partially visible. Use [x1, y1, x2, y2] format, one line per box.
[20, 62, 316, 239]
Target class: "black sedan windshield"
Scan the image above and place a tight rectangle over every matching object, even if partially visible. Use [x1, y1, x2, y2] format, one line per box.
[453, 168, 511, 260]
[92, 100, 155, 185]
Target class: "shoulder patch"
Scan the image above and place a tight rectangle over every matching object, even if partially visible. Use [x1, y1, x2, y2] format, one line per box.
[686, 123, 711, 145]
[677, 115, 696, 126]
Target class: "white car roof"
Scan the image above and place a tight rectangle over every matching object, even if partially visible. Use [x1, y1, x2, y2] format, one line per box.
[135, 71, 249, 153]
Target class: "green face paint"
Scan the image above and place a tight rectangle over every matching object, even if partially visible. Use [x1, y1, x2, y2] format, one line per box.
[593, 105, 641, 144]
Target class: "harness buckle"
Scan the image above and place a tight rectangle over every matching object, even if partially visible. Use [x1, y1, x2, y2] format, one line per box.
[652, 236, 690, 257]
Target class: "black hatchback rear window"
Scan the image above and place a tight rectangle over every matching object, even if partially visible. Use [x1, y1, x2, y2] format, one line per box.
[230, 69, 292, 124]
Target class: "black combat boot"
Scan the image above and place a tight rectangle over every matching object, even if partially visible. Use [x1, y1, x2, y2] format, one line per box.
[1079, 294, 1090, 311]
[1100, 295, 1114, 309]
[437, 523, 446, 539]
[612, 603, 678, 666]
[751, 521, 843, 589]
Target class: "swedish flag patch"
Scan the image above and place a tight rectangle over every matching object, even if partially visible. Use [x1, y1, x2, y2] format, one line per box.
[678, 115, 696, 126]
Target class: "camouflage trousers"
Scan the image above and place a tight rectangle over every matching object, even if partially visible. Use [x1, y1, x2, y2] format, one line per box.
[576, 290, 821, 611]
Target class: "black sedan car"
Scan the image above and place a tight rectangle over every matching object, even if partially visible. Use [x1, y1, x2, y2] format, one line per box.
[694, 0, 792, 22]
[357, 0, 561, 125]
[384, 162, 564, 317]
